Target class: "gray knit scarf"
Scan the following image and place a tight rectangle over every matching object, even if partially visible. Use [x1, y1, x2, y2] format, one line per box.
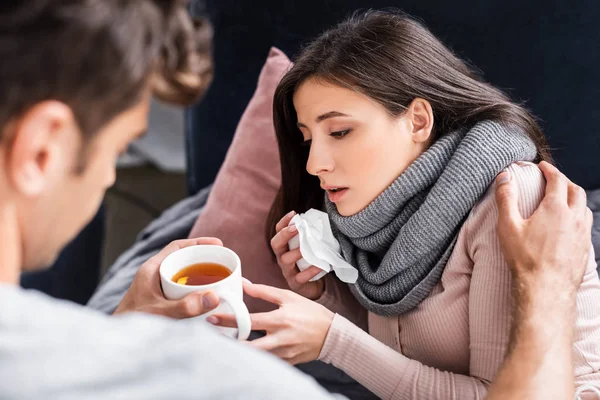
[325, 121, 538, 316]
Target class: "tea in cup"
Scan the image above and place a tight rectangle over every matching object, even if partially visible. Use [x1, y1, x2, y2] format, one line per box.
[159, 245, 251, 340]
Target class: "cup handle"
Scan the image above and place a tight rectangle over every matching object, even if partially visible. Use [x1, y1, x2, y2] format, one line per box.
[218, 292, 251, 341]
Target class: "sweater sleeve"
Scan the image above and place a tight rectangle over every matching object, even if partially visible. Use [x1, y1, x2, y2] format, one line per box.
[573, 251, 600, 400]
[318, 163, 600, 399]
[319, 313, 488, 399]
[465, 164, 537, 386]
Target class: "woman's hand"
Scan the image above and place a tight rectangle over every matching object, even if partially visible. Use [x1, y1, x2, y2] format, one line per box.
[270, 211, 325, 300]
[208, 281, 334, 365]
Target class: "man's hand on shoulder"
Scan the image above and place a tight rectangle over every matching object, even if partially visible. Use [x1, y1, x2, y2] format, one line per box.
[495, 161, 592, 297]
[487, 161, 593, 400]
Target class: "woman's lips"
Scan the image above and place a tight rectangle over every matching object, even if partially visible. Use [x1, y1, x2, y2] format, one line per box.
[326, 188, 348, 203]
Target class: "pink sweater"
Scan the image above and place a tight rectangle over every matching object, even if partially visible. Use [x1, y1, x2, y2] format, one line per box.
[316, 163, 600, 399]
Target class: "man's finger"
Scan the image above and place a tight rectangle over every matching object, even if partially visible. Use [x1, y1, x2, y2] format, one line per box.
[151, 238, 224, 267]
[295, 266, 322, 284]
[539, 161, 568, 204]
[243, 281, 289, 306]
[586, 208, 594, 229]
[270, 226, 299, 258]
[167, 291, 220, 319]
[275, 210, 296, 233]
[495, 169, 523, 227]
[567, 181, 587, 214]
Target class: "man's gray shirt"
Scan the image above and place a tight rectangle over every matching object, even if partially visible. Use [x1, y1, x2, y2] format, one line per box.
[0, 285, 338, 399]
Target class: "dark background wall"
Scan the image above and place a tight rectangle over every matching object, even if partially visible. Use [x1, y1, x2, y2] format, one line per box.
[187, 0, 600, 192]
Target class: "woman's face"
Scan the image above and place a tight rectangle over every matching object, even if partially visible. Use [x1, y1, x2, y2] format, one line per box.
[293, 78, 432, 216]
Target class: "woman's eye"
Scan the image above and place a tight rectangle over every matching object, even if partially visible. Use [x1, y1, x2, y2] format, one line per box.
[301, 139, 312, 147]
[330, 129, 351, 138]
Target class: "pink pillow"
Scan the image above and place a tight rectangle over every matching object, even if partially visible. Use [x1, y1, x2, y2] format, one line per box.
[189, 47, 291, 313]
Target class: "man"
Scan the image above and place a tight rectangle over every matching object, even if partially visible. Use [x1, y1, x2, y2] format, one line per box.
[0, 1, 335, 399]
[0, 1, 594, 399]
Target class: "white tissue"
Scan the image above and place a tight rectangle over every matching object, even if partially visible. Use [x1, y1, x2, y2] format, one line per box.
[287, 209, 358, 284]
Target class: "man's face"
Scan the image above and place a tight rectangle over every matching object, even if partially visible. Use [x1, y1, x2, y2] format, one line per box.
[11, 97, 150, 270]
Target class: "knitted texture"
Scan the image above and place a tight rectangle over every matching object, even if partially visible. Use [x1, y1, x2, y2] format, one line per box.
[325, 121, 538, 316]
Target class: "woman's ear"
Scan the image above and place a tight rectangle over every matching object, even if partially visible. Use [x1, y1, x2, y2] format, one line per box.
[407, 98, 433, 144]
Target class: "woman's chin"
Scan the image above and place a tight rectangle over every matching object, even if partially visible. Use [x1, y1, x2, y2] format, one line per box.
[335, 201, 365, 217]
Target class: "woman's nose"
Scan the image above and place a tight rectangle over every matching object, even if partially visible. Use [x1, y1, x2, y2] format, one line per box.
[306, 141, 334, 176]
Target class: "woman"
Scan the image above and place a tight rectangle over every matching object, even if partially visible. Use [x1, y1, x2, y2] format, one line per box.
[211, 10, 600, 399]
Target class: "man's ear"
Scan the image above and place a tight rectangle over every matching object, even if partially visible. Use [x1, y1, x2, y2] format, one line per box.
[7, 101, 77, 196]
[406, 98, 434, 144]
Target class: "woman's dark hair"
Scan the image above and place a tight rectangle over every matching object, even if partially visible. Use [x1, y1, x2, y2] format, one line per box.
[267, 10, 551, 241]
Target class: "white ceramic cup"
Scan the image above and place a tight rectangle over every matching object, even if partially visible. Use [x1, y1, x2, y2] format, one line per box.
[159, 245, 251, 340]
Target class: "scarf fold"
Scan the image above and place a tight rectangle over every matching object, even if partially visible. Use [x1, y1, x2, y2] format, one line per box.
[325, 121, 538, 316]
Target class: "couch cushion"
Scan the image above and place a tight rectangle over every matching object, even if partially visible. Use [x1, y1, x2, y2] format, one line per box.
[188, 48, 291, 313]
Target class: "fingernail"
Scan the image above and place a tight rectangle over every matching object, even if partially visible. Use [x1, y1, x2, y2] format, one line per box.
[286, 210, 296, 218]
[242, 277, 253, 284]
[202, 292, 219, 309]
[496, 170, 511, 185]
[206, 316, 219, 324]
[288, 225, 298, 233]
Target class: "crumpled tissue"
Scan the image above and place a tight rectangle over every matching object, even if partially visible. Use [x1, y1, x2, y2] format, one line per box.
[287, 209, 358, 283]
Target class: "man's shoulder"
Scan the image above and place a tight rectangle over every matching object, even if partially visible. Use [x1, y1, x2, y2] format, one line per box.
[0, 284, 208, 351]
[0, 284, 146, 334]
[0, 285, 336, 400]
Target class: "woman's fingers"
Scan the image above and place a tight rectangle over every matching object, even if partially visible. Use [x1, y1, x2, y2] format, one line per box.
[279, 249, 303, 278]
[207, 311, 279, 331]
[295, 266, 322, 284]
[206, 313, 237, 328]
[270, 225, 299, 258]
[243, 281, 291, 307]
[275, 211, 296, 233]
[280, 248, 303, 265]
[250, 339, 301, 365]
[249, 334, 282, 352]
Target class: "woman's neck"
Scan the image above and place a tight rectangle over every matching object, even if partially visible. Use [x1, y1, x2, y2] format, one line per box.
[0, 200, 22, 285]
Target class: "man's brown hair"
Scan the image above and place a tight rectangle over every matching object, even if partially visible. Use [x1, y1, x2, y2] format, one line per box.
[0, 0, 213, 139]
